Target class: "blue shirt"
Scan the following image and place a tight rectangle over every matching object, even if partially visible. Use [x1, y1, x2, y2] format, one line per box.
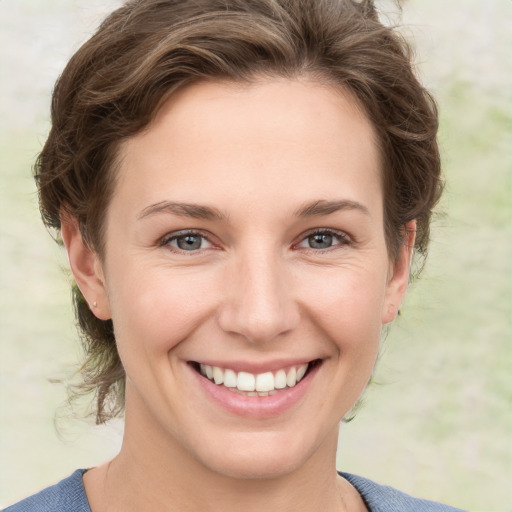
[3, 469, 468, 511]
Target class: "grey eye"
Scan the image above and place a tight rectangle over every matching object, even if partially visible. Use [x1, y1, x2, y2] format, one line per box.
[175, 234, 204, 250]
[297, 230, 349, 251]
[307, 233, 334, 249]
[166, 232, 212, 252]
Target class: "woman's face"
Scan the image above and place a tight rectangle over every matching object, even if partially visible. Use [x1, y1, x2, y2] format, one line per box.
[73, 78, 413, 479]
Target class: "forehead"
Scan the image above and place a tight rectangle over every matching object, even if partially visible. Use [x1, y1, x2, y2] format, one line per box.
[115, 78, 382, 219]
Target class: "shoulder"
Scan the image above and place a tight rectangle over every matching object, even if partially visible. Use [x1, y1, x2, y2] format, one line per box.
[340, 472, 468, 512]
[3, 470, 91, 512]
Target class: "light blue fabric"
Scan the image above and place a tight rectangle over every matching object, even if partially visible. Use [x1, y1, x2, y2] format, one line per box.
[340, 473, 467, 512]
[3, 469, 468, 511]
[3, 470, 90, 512]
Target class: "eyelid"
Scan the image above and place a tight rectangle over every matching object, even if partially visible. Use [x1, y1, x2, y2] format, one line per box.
[294, 228, 352, 250]
[158, 227, 352, 253]
[160, 229, 215, 252]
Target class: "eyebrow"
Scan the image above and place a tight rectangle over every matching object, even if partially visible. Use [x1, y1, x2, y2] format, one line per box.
[294, 199, 370, 218]
[138, 198, 370, 222]
[138, 201, 227, 221]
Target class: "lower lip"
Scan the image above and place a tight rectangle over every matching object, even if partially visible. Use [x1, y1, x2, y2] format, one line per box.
[189, 363, 320, 419]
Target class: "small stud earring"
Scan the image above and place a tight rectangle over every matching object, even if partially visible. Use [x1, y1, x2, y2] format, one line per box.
[92, 301, 97, 308]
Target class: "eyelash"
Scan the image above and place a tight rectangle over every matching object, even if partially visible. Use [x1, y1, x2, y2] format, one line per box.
[294, 229, 352, 252]
[160, 228, 352, 254]
[160, 230, 214, 253]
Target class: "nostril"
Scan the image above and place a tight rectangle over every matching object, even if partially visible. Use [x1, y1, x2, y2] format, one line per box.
[216, 274, 300, 344]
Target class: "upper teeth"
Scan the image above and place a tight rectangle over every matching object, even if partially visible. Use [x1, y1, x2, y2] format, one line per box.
[199, 363, 309, 393]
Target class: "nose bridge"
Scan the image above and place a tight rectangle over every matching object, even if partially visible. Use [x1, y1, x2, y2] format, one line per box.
[218, 242, 299, 344]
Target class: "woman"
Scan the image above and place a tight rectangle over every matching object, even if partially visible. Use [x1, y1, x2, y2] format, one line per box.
[5, 0, 467, 510]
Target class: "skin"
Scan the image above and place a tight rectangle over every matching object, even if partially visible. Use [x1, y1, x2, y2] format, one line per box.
[62, 78, 415, 511]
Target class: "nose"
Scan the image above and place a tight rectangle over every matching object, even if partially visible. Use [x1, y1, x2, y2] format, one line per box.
[217, 247, 300, 345]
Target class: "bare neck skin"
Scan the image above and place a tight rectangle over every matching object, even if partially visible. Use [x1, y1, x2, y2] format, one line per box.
[83, 385, 367, 512]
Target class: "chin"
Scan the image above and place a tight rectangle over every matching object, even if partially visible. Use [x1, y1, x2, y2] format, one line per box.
[192, 429, 325, 481]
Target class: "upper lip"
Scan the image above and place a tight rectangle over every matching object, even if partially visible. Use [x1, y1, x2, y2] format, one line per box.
[189, 358, 320, 374]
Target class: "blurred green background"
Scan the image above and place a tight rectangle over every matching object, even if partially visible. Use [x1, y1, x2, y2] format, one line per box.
[0, 1, 510, 510]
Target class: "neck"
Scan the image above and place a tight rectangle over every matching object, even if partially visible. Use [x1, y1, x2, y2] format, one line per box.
[84, 387, 363, 512]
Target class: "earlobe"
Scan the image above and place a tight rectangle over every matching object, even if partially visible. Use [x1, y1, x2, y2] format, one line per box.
[382, 220, 416, 324]
[60, 214, 111, 321]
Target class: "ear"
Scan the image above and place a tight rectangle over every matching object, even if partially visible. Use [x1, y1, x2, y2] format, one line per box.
[60, 214, 111, 321]
[382, 220, 416, 324]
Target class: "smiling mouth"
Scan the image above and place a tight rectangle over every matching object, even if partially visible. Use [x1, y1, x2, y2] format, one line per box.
[189, 360, 321, 397]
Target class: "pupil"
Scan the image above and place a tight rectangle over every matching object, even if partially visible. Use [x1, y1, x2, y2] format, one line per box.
[310, 233, 332, 249]
[178, 235, 201, 250]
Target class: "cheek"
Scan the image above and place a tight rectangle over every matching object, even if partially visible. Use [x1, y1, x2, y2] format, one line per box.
[107, 266, 218, 357]
[299, 262, 388, 341]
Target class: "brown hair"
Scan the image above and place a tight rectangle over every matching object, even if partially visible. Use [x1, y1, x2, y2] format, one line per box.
[36, 0, 442, 423]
